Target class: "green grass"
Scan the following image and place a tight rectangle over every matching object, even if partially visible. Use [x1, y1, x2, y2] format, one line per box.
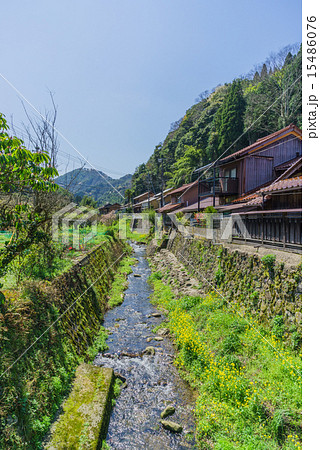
[149, 272, 302, 449]
[0, 223, 117, 290]
[87, 326, 109, 359]
[107, 255, 137, 308]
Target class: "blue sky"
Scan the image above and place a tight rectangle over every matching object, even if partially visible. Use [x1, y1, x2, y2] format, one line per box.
[0, 0, 301, 177]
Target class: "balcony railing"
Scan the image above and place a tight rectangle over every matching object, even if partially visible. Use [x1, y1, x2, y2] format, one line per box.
[199, 177, 238, 196]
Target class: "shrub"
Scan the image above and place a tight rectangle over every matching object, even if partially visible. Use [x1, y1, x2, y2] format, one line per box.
[272, 315, 285, 339]
[179, 296, 202, 311]
[214, 267, 225, 286]
[261, 254, 276, 270]
[104, 228, 115, 238]
[220, 332, 241, 355]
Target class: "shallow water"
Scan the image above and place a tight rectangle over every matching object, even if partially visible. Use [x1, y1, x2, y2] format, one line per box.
[94, 242, 196, 449]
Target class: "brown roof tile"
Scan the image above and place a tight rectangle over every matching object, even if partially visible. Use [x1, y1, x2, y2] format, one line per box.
[157, 203, 182, 213]
[168, 181, 197, 195]
[259, 176, 302, 194]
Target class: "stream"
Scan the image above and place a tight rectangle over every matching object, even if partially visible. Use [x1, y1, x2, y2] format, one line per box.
[94, 242, 196, 449]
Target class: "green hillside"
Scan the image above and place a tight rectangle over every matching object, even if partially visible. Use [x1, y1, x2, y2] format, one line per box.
[56, 168, 131, 206]
[131, 46, 302, 196]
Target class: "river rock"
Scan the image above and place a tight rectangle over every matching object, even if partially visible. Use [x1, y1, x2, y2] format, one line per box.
[157, 328, 170, 336]
[154, 337, 163, 341]
[160, 420, 183, 433]
[142, 346, 155, 356]
[133, 273, 142, 277]
[146, 337, 153, 342]
[151, 313, 161, 317]
[160, 405, 176, 419]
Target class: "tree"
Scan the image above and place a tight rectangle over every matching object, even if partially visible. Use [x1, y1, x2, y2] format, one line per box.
[0, 113, 58, 303]
[80, 195, 97, 208]
[260, 63, 268, 80]
[19, 91, 59, 168]
[168, 145, 204, 187]
[214, 80, 247, 156]
[244, 47, 302, 142]
[124, 188, 133, 205]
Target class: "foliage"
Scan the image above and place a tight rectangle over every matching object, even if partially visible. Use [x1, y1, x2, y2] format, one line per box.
[87, 326, 109, 359]
[4, 241, 72, 286]
[168, 145, 205, 187]
[214, 79, 247, 156]
[130, 47, 302, 197]
[80, 195, 97, 208]
[56, 168, 131, 206]
[204, 206, 217, 214]
[261, 254, 276, 271]
[149, 275, 302, 449]
[0, 113, 59, 303]
[272, 315, 285, 339]
[107, 255, 136, 308]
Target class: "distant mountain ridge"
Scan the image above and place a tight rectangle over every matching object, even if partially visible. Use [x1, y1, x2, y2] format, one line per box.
[56, 168, 131, 206]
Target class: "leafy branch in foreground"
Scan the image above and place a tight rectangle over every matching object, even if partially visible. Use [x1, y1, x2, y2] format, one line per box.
[0, 113, 58, 305]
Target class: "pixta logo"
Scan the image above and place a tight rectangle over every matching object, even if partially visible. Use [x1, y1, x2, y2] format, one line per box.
[118, 212, 248, 243]
[52, 203, 98, 249]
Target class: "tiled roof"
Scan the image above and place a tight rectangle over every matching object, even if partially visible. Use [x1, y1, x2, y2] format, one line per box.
[232, 192, 260, 204]
[157, 203, 182, 213]
[168, 181, 197, 195]
[259, 176, 302, 194]
[274, 157, 302, 183]
[219, 124, 301, 163]
[174, 196, 215, 213]
[133, 191, 154, 201]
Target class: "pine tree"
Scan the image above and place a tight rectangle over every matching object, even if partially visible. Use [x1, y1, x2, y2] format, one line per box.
[260, 63, 268, 79]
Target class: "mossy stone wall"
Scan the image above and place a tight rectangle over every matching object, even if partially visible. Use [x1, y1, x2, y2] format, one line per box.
[0, 238, 126, 449]
[166, 232, 302, 333]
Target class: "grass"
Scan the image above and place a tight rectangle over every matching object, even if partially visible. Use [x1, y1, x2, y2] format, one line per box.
[87, 326, 109, 359]
[107, 255, 137, 308]
[0, 223, 118, 291]
[149, 272, 302, 449]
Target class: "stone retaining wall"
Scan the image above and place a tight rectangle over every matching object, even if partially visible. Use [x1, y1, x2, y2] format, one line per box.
[163, 231, 302, 334]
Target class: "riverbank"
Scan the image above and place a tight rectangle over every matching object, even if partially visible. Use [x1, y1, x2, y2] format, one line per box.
[96, 242, 196, 449]
[148, 248, 302, 449]
[0, 237, 127, 449]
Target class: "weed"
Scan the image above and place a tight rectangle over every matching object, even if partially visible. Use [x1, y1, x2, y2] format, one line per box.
[272, 315, 285, 339]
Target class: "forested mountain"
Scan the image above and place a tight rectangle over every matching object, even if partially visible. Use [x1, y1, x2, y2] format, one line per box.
[131, 46, 302, 196]
[56, 168, 131, 205]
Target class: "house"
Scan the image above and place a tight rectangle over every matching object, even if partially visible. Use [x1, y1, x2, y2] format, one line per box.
[219, 156, 302, 251]
[132, 191, 154, 212]
[157, 182, 198, 213]
[216, 154, 302, 214]
[98, 202, 121, 215]
[197, 124, 302, 208]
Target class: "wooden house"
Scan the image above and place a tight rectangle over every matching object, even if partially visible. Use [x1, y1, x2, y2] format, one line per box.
[198, 124, 302, 207]
[132, 191, 154, 212]
[98, 202, 121, 215]
[157, 182, 198, 213]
